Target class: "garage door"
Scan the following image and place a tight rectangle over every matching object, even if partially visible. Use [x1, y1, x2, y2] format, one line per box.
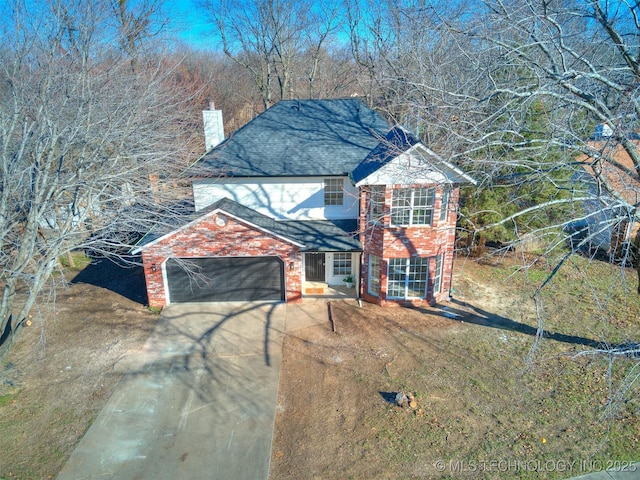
[166, 257, 284, 303]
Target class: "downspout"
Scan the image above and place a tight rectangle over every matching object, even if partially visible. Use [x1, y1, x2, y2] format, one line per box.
[447, 249, 455, 302]
[356, 251, 362, 307]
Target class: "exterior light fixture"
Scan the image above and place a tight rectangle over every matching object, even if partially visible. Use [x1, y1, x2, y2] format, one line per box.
[151, 264, 157, 272]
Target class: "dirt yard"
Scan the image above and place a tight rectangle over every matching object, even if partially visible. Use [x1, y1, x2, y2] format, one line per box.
[269, 285, 528, 479]
[0, 259, 159, 479]
[0, 254, 639, 479]
[269, 256, 640, 479]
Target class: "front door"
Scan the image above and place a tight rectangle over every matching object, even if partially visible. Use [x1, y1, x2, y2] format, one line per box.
[305, 252, 325, 281]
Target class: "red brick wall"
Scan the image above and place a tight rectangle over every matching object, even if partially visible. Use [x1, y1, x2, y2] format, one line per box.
[141, 212, 302, 307]
[359, 185, 460, 306]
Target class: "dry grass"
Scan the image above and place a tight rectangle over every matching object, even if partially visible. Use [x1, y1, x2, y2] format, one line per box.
[0, 254, 638, 479]
[271, 254, 640, 479]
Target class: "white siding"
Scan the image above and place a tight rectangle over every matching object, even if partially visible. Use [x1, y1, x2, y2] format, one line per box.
[193, 176, 359, 220]
[357, 150, 450, 186]
[355, 144, 475, 187]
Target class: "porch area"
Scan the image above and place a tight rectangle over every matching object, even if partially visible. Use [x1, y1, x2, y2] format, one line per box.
[303, 282, 358, 299]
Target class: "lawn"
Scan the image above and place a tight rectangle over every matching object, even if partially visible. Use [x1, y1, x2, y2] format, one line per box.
[0, 253, 638, 479]
[270, 253, 640, 479]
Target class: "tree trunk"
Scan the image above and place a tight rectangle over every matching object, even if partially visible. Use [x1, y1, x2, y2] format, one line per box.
[636, 230, 640, 295]
[66, 252, 76, 269]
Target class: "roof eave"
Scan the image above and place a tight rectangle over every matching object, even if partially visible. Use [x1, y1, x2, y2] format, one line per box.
[131, 207, 306, 254]
[354, 143, 476, 187]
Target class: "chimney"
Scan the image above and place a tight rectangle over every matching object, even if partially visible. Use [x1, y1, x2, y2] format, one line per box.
[203, 101, 225, 151]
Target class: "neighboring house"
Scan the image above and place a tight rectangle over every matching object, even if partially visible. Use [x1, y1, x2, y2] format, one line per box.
[133, 99, 475, 308]
[571, 134, 640, 256]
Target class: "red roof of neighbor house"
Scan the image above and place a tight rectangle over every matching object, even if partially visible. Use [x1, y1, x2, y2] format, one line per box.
[582, 140, 640, 207]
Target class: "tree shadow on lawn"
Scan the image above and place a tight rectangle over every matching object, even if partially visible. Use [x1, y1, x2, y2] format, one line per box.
[70, 257, 148, 305]
[418, 298, 604, 349]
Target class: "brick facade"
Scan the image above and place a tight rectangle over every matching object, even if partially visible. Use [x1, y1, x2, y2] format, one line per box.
[140, 185, 461, 309]
[140, 212, 302, 308]
[359, 185, 460, 307]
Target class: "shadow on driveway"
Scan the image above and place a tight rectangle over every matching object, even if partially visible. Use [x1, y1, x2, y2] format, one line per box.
[57, 302, 286, 480]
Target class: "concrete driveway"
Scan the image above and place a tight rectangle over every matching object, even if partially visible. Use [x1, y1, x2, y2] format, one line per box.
[57, 301, 288, 480]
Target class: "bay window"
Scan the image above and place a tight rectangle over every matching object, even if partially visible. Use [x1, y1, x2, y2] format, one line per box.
[368, 255, 381, 296]
[386, 258, 429, 299]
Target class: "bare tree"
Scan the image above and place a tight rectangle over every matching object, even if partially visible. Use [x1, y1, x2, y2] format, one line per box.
[444, 1, 640, 287]
[110, 0, 166, 71]
[348, 0, 639, 284]
[0, 0, 197, 361]
[201, 0, 343, 108]
[346, 0, 640, 413]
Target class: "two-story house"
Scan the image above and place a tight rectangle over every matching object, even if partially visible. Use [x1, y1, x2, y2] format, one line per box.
[134, 99, 475, 307]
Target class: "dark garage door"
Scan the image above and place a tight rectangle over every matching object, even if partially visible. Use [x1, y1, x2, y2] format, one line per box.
[166, 257, 284, 303]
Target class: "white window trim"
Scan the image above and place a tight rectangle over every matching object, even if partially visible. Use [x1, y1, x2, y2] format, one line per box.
[368, 254, 381, 297]
[369, 185, 385, 225]
[440, 187, 451, 222]
[434, 255, 443, 294]
[324, 178, 344, 206]
[386, 257, 429, 299]
[333, 252, 352, 276]
[390, 187, 435, 227]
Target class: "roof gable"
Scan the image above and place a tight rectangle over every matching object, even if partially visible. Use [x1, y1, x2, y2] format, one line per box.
[351, 126, 419, 183]
[132, 198, 305, 253]
[132, 197, 362, 253]
[194, 99, 390, 178]
[352, 126, 476, 186]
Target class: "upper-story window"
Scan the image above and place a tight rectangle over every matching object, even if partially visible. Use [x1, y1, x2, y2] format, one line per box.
[440, 187, 451, 221]
[324, 178, 343, 206]
[390, 187, 435, 226]
[369, 185, 385, 224]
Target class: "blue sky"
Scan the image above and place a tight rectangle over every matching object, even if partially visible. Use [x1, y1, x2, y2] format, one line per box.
[0, 0, 222, 50]
[165, 1, 221, 50]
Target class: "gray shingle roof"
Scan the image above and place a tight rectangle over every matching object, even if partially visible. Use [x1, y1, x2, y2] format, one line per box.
[133, 197, 361, 252]
[194, 99, 390, 177]
[201, 198, 362, 251]
[350, 126, 419, 184]
[278, 219, 361, 251]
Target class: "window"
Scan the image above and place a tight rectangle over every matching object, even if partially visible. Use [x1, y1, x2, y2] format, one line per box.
[369, 186, 385, 224]
[368, 255, 381, 296]
[324, 178, 343, 205]
[390, 187, 435, 226]
[333, 252, 352, 276]
[434, 255, 443, 294]
[387, 258, 429, 299]
[440, 187, 451, 221]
